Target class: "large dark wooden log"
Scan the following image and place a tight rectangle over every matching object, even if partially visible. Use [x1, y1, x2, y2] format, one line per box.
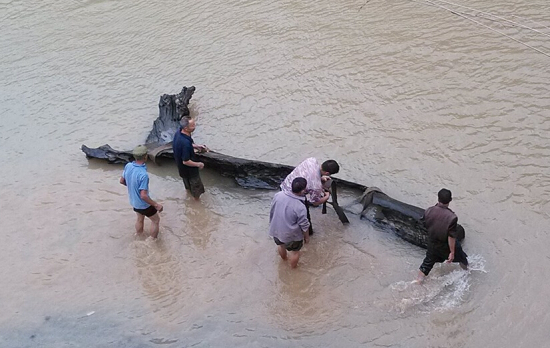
[81, 87, 466, 249]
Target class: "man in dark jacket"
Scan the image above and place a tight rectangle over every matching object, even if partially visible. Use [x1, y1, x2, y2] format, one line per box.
[416, 188, 468, 283]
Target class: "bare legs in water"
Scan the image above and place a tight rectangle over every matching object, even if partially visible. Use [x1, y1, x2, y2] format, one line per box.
[135, 212, 160, 239]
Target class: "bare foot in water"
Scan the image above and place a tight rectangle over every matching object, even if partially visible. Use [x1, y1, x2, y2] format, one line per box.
[413, 271, 426, 284]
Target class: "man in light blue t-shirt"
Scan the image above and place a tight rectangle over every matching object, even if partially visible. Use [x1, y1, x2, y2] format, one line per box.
[120, 145, 163, 239]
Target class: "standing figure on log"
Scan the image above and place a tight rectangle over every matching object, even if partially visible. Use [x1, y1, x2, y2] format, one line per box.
[269, 177, 311, 268]
[119, 145, 164, 239]
[280, 158, 339, 234]
[172, 117, 208, 200]
[416, 188, 468, 283]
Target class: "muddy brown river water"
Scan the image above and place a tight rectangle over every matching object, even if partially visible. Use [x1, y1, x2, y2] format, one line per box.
[1, 0, 550, 347]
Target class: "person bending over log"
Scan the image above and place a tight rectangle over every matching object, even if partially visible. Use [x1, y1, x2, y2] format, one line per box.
[269, 177, 310, 268]
[280, 158, 339, 206]
[280, 158, 339, 234]
[172, 117, 209, 200]
[119, 145, 164, 239]
[415, 188, 468, 283]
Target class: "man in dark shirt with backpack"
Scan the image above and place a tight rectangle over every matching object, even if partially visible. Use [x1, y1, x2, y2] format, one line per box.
[416, 188, 468, 283]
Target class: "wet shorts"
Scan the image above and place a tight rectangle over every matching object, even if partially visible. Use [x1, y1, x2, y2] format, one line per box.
[133, 205, 158, 217]
[419, 241, 468, 276]
[182, 175, 205, 198]
[273, 237, 304, 251]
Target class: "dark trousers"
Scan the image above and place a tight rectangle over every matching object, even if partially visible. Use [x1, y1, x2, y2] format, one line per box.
[304, 198, 313, 235]
[419, 240, 468, 276]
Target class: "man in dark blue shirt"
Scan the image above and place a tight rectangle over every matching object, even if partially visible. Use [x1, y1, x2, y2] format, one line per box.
[172, 117, 208, 200]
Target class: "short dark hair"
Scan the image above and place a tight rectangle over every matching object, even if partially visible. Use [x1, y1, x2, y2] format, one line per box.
[321, 160, 339, 175]
[438, 188, 452, 204]
[292, 177, 307, 193]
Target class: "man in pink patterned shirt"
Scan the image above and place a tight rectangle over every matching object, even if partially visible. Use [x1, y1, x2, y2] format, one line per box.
[280, 158, 340, 206]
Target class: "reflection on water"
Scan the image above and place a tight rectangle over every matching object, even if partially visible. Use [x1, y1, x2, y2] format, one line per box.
[272, 261, 327, 327]
[184, 199, 215, 249]
[133, 238, 186, 323]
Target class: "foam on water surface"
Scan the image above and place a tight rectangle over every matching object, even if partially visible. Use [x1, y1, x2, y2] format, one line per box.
[390, 254, 486, 313]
